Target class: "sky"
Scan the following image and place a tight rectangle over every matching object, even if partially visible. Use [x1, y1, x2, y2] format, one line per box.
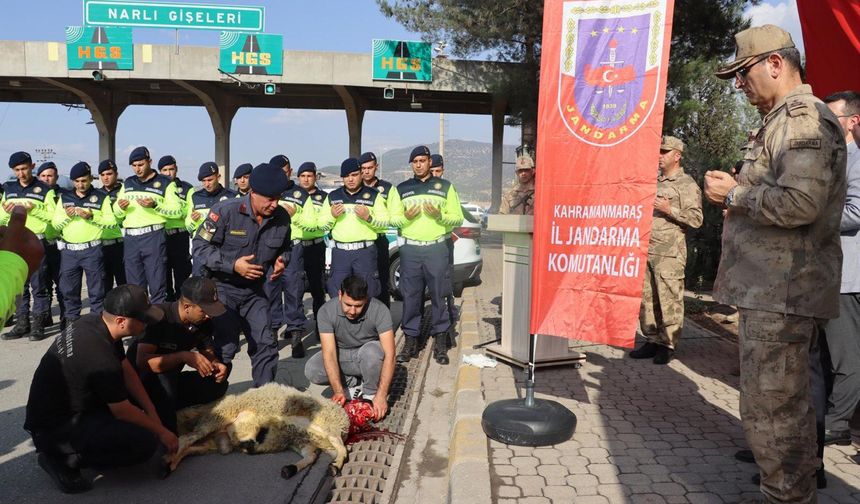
[0, 0, 803, 179]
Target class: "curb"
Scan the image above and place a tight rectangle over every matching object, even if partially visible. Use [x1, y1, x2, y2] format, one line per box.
[447, 288, 492, 504]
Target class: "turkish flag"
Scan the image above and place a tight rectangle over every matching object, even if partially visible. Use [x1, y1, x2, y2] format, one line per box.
[529, 0, 675, 347]
[797, 0, 860, 99]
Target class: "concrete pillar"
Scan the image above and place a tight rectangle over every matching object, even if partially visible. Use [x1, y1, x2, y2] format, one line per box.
[37, 78, 127, 162]
[333, 85, 366, 157]
[174, 80, 239, 180]
[490, 96, 507, 213]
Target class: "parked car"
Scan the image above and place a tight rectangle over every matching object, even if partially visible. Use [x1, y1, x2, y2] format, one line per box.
[325, 205, 483, 299]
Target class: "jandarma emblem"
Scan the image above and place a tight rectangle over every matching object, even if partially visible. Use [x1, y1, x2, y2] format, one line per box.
[558, 0, 666, 147]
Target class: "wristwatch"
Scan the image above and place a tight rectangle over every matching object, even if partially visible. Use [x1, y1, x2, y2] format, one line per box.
[724, 186, 737, 207]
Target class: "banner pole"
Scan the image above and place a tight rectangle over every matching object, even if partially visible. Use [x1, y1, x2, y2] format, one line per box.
[524, 333, 537, 407]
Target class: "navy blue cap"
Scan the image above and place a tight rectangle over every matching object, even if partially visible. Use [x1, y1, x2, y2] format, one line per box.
[430, 154, 444, 168]
[358, 152, 377, 165]
[250, 163, 289, 198]
[70, 161, 92, 180]
[98, 159, 117, 173]
[128, 146, 150, 164]
[233, 163, 253, 178]
[37, 161, 57, 175]
[269, 154, 290, 169]
[297, 162, 317, 175]
[340, 158, 360, 177]
[409, 146, 431, 163]
[158, 155, 177, 169]
[8, 151, 32, 168]
[197, 162, 219, 181]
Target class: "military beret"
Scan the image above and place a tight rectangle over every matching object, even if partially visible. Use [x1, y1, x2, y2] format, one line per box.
[197, 162, 219, 181]
[98, 159, 117, 173]
[358, 152, 377, 165]
[8, 151, 32, 168]
[660, 135, 685, 153]
[516, 154, 535, 170]
[297, 162, 317, 175]
[340, 158, 361, 177]
[158, 155, 177, 169]
[70, 161, 92, 180]
[128, 146, 150, 164]
[37, 161, 57, 175]
[269, 154, 290, 169]
[715, 24, 795, 80]
[233, 163, 253, 178]
[250, 163, 288, 198]
[409, 146, 431, 163]
[430, 154, 444, 168]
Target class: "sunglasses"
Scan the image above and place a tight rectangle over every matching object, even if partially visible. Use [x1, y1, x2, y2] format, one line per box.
[736, 54, 770, 82]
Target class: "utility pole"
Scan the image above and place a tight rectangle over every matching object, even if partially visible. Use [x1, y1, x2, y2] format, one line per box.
[439, 112, 445, 156]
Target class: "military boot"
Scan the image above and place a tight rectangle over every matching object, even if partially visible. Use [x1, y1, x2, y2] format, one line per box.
[290, 330, 305, 359]
[29, 312, 48, 342]
[397, 337, 419, 363]
[433, 332, 449, 365]
[2, 315, 30, 340]
[629, 342, 658, 359]
[40, 312, 54, 328]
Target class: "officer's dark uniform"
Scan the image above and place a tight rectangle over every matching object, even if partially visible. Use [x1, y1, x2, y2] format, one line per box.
[192, 163, 291, 387]
[52, 162, 115, 321]
[186, 164, 237, 276]
[97, 160, 126, 294]
[38, 162, 66, 330]
[430, 154, 457, 323]
[320, 159, 389, 300]
[297, 162, 328, 321]
[1, 152, 56, 341]
[113, 147, 182, 304]
[389, 146, 464, 364]
[265, 179, 315, 357]
[359, 152, 394, 308]
[158, 156, 193, 302]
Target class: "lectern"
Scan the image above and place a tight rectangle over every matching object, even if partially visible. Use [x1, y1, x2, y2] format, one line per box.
[485, 214, 585, 368]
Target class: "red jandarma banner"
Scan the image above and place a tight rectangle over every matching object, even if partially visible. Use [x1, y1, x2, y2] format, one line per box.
[796, 0, 860, 100]
[529, 0, 675, 347]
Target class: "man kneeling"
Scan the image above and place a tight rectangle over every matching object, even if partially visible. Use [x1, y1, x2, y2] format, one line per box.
[129, 277, 230, 434]
[304, 275, 395, 421]
[24, 285, 177, 494]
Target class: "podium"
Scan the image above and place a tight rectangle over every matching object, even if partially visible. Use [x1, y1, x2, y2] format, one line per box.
[485, 215, 585, 368]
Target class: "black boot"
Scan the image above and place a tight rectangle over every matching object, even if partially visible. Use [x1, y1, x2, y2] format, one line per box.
[397, 337, 418, 363]
[37, 453, 92, 494]
[290, 330, 305, 359]
[29, 313, 47, 341]
[629, 342, 657, 359]
[652, 345, 674, 365]
[40, 312, 54, 328]
[3, 315, 30, 340]
[433, 332, 449, 365]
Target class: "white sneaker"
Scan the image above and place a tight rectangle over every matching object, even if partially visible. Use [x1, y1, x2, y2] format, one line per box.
[347, 384, 363, 400]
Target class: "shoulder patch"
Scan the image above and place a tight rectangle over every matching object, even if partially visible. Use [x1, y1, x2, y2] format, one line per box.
[33, 186, 42, 194]
[294, 190, 302, 198]
[208, 211, 219, 222]
[378, 186, 385, 193]
[362, 192, 371, 199]
[154, 181, 162, 188]
[89, 195, 98, 203]
[790, 138, 821, 150]
[786, 99, 811, 117]
[315, 194, 322, 201]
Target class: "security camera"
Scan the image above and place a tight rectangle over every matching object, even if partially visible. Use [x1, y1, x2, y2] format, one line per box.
[383, 87, 394, 100]
[92, 70, 105, 82]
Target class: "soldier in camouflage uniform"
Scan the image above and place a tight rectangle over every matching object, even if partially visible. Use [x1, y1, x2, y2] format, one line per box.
[499, 154, 535, 215]
[630, 136, 703, 364]
[705, 25, 847, 504]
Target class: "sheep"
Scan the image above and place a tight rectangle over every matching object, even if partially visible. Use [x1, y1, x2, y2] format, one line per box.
[162, 382, 351, 479]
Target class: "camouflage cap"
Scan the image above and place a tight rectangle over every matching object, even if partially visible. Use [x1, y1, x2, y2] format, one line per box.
[715, 24, 795, 80]
[660, 135, 685, 153]
[516, 154, 535, 170]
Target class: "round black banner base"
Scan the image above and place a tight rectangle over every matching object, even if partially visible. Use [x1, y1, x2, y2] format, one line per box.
[481, 398, 577, 447]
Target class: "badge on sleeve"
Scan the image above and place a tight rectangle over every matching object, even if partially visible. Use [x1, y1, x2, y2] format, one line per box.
[199, 220, 216, 242]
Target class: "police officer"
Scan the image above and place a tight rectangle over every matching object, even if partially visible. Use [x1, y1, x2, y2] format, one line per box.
[499, 153, 536, 215]
[429, 154, 457, 328]
[52, 162, 116, 323]
[113, 146, 182, 304]
[1, 152, 56, 341]
[266, 163, 316, 358]
[359, 152, 394, 308]
[36, 161, 66, 330]
[320, 158, 388, 302]
[158, 155, 193, 301]
[296, 162, 328, 323]
[98, 159, 126, 293]
[630, 136, 702, 364]
[192, 162, 291, 387]
[233, 163, 253, 196]
[704, 25, 846, 503]
[185, 162, 237, 275]
[389, 146, 463, 365]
